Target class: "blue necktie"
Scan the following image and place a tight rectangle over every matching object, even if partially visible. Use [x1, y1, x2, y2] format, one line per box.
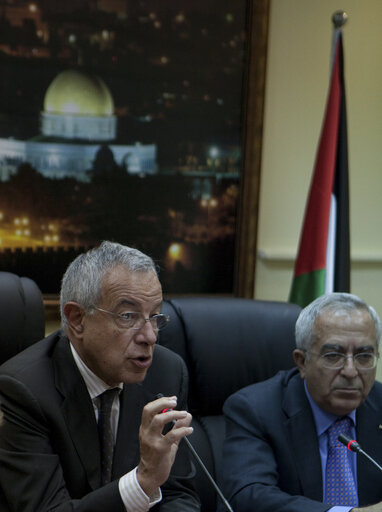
[325, 417, 358, 507]
[98, 388, 119, 486]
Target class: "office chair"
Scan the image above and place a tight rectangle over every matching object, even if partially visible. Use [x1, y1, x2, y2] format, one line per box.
[158, 296, 301, 511]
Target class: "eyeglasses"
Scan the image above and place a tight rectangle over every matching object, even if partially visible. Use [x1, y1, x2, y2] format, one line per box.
[92, 306, 170, 331]
[309, 351, 379, 370]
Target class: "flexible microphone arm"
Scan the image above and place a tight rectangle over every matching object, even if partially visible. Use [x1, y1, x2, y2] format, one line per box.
[182, 434, 234, 512]
[156, 394, 234, 512]
[338, 434, 382, 473]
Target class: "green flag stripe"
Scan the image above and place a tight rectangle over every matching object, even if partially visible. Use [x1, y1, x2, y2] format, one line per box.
[289, 269, 326, 308]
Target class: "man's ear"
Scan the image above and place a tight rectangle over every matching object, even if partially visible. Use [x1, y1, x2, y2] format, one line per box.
[293, 349, 307, 379]
[63, 302, 85, 336]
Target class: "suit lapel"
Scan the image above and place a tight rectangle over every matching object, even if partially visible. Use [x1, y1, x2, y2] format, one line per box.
[356, 385, 382, 506]
[283, 373, 323, 501]
[53, 334, 101, 490]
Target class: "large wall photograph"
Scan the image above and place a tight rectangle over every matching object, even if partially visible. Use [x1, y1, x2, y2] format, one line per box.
[0, 0, 251, 295]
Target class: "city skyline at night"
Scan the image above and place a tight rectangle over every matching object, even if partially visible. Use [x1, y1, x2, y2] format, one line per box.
[0, 0, 248, 294]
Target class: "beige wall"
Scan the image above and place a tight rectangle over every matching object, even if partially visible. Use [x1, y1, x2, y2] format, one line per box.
[255, 0, 382, 378]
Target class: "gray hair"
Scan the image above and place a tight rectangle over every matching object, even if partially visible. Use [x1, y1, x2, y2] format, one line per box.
[295, 292, 381, 352]
[60, 241, 157, 330]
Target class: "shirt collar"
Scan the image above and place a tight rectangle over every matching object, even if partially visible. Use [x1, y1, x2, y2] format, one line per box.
[304, 380, 356, 436]
[70, 343, 123, 400]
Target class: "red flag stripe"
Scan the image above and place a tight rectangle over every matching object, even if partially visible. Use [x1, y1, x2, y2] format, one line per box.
[294, 40, 342, 277]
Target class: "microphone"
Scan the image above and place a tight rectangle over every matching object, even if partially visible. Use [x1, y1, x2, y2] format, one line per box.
[338, 434, 382, 473]
[156, 394, 234, 512]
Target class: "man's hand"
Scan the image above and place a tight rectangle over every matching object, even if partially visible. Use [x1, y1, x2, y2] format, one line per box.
[137, 395, 193, 497]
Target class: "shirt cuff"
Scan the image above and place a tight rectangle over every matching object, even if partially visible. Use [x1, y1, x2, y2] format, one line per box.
[119, 467, 162, 511]
[328, 507, 355, 512]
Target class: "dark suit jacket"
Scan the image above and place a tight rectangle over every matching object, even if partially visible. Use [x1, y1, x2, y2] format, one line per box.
[222, 368, 382, 512]
[0, 330, 200, 512]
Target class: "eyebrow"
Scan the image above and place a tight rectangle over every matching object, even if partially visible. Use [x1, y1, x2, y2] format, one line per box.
[116, 299, 163, 311]
[320, 343, 376, 353]
[115, 299, 137, 308]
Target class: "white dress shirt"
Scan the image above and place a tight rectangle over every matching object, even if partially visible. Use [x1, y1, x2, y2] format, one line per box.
[70, 344, 161, 511]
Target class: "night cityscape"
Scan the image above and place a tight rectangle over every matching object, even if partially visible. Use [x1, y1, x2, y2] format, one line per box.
[0, 0, 248, 294]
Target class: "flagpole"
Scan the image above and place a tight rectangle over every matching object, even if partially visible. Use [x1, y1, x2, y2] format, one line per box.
[325, 12, 348, 293]
[332, 10, 348, 28]
[331, 11, 348, 68]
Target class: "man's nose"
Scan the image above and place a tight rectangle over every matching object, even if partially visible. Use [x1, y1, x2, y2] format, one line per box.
[136, 319, 158, 344]
[341, 355, 358, 377]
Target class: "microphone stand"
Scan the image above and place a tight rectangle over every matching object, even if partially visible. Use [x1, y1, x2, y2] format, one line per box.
[156, 394, 234, 512]
[182, 435, 234, 512]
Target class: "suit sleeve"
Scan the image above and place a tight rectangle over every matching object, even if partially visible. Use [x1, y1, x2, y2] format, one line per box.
[0, 374, 126, 512]
[222, 389, 331, 512]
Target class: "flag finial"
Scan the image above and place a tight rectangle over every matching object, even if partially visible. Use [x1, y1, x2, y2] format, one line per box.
[332, 11, 348, 29]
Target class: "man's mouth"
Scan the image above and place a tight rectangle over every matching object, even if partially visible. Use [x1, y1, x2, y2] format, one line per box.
[131, 355, 152, 368]
[334, 387, 360, 394]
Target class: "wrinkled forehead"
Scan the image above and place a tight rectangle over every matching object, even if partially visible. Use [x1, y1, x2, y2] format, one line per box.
[100, 266, 161, 299]
[312, 306, 378, 347]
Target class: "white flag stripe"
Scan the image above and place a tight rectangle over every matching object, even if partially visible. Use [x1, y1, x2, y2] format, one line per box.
[325, 193, 337, 293]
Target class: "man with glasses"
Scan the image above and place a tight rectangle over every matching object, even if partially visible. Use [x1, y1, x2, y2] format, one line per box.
[0, 241, 200, 511]
[222, 292, 382, 512]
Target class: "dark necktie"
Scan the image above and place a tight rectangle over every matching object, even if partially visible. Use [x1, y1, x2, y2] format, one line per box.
[325, 417, 358, 507]
[97, 388, 119, 486]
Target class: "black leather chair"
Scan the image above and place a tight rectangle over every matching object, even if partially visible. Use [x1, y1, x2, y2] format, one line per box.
[158, 297, 301, 512]
[0, 271, 45, 365]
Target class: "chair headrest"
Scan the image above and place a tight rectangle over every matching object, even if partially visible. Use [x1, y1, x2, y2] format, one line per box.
[0, 271, 45, 365]
[159, 297, 301, 415]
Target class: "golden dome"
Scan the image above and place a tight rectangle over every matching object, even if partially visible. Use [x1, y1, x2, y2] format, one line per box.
[43, 69, 114, 116]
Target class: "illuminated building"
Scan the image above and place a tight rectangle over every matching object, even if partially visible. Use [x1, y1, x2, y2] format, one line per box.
[0, 69, 157, 181]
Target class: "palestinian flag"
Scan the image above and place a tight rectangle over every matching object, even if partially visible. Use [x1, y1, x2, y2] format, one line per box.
[289, 32, 350, 308]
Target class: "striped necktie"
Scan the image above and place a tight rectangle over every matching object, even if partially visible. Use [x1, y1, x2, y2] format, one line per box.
[97, 388, 119, 486]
